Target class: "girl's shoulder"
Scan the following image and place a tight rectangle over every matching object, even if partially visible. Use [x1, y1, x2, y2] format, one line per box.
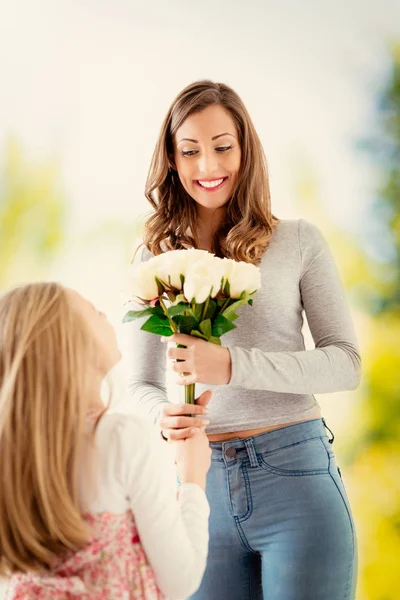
[95, 412, 155, 446]
[91, 412, 174, 500]
[94, 412, 160, 470]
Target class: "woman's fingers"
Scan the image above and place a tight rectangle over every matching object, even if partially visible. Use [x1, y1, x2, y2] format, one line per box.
[176, 373, 197, 385]
[171, 362, 193, 375]
[167, 347, 188, 360]
[161, 333, 195, 346]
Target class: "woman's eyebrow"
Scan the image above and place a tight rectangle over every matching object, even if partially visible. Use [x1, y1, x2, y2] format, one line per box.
[177, 132, 235, 144]
[212, 133, 235, 141]
[178, 137, 199, 144]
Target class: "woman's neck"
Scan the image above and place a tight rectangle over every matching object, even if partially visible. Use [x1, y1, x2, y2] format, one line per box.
[195, 206, 225, 252]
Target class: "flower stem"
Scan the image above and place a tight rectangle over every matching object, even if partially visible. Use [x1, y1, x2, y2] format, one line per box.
[220, 297, 231, 313]
[201, 296, 210, 321]
[185, 383, 195, 405]
[161, 297, 195, 407]
[159, 297, 177, 333]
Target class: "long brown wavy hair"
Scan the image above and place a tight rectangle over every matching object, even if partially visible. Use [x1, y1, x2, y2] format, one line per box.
[143, 80, 279, 264]
[0, 283, 104, 575]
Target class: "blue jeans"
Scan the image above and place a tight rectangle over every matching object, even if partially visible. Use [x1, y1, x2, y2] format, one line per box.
[190, 418, 357, 600]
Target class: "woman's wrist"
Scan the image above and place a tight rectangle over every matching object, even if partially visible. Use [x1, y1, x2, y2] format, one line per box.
[219, 346, 232, 385]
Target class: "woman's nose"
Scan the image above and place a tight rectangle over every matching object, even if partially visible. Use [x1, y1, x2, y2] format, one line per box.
[197, 151, 219, 175]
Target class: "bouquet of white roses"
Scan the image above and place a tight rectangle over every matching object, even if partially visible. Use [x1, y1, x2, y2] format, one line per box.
[123, 249, 261, 404]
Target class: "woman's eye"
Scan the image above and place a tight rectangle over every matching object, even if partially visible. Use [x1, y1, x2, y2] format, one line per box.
[181, 150, 198, 157]
[216, 145, 233, 153]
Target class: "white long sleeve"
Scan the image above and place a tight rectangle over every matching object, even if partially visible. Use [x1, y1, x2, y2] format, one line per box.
[93, 413, 210, 599]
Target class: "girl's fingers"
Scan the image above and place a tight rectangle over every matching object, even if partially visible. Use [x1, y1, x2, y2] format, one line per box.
[165, 426, 205, 441]
[161, 403, 207, 417]
[160, 416, 209, 430]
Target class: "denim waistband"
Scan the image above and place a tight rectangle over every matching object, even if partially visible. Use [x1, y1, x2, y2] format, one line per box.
[210, 418, 329, 463]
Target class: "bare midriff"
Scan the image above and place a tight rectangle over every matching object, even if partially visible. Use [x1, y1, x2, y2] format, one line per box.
[207, 409, 322, 442]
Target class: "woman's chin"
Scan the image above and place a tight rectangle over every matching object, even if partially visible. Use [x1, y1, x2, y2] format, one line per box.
[192, 192, 231, 211]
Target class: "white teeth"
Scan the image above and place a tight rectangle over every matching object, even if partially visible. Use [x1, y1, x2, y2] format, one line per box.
[198, 178, 224, 189]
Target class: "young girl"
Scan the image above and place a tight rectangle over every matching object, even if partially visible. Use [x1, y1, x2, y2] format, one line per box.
[0, 282, 211, 599]
[127, 81, 361, 600]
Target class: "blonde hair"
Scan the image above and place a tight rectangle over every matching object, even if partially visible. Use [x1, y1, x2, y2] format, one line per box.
[0, 282, 102, 575]
[143, 80, 279, 264]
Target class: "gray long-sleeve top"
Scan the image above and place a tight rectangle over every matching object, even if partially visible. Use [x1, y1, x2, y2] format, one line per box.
[125, 219, 361, 434]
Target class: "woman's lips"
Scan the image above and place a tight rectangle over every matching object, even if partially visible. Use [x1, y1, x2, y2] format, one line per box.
[195, 177, 228, 191]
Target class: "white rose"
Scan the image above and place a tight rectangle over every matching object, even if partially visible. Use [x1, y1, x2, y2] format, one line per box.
[153, 249, 211, 290]
[184, 255, 225, 304]
[222, 259, 261, 298]
[131, 261, 160, 301]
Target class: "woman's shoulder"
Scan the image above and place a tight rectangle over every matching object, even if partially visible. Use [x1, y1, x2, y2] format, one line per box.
[273, 217, 320, 235]
[132, 244, 154, 266]
[270, 218, 324, 248]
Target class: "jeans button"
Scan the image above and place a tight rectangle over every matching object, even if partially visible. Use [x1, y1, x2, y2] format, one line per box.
[226, 447, 237, 458]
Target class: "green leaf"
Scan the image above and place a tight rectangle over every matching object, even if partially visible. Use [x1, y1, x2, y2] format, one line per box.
[247, 298, 253, 306]
[122, 306, 163, 323]
[204, 299, 217, 320]
[174, 293, 186, 305]
[199, 319, 212, 340]
[173, 315, 198, 334]
[225, 312, 239, 322]
[141, 314, 172, 336]
[168, 302, 191, 317]
[123, 308, 152, 322]
[212, 314, 237, 337]
[222, 297, 249, 318]
[223, 279, 231, 296]
[155, 276, 166, 295]
[210, 336, 222, 345]
[193, 303, 203, 321]
[190, 329, 208, 341]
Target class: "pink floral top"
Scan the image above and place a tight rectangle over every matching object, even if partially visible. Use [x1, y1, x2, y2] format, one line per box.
[7, 510, 166, 600]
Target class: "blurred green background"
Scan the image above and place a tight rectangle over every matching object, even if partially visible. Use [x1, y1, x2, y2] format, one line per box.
[1, 1, 399, 598]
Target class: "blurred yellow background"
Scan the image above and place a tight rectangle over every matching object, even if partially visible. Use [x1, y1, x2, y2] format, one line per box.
[1, 1, 399, 598]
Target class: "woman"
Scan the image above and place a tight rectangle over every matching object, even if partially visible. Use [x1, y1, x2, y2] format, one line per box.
[127, 80, 361, 600]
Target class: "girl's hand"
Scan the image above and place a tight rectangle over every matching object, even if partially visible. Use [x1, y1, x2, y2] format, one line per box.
[159, 390, 212, 441]
[174, 431, 212, 491]
[162, 333, 232, 387]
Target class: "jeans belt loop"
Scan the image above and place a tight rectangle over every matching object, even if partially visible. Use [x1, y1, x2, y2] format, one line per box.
[244, 438, 259, 467]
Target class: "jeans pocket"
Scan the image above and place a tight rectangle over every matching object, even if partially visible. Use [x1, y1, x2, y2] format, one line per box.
[259, 437, 330, 476]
